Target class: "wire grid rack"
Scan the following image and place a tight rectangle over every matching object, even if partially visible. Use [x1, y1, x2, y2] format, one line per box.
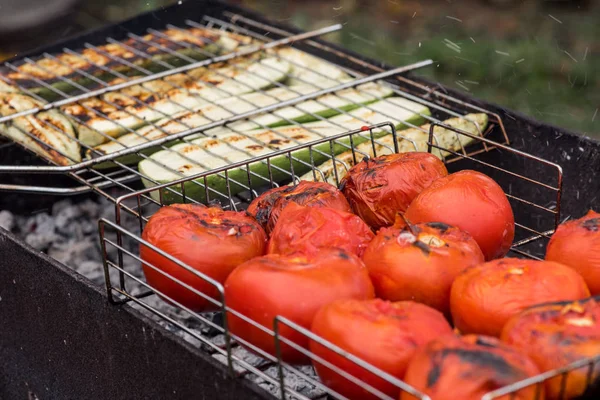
[0, 10, 509, 203]
[95, 121, 593, 400]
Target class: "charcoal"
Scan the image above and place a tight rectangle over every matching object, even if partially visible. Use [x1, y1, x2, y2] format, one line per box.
[0, 210, 14, 231]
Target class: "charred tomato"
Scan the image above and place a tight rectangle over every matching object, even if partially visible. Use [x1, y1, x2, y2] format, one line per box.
[400, 334, 542, 400]
[140, 204, 267, 312]
[546, 210, 600, 295]
[502, 298, 600, 400]
[267, 202, 374, 258]
[310, 299, 453, 400]
[362, 218, 484, 317]
[246, 181, 352, 234]
[340, 152, 448, 230]
[405, 170, 515, 260]
[450, 258, 590, 337]
[224, 249, 374, 364]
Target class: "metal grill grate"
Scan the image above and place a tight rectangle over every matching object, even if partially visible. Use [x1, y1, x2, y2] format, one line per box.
[0, 11, 508, 204]
[96, 121, 583, 400]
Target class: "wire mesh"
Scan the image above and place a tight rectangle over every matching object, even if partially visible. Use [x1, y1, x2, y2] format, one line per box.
[0, 11, 507, 202]
[96, 120, 587, 400]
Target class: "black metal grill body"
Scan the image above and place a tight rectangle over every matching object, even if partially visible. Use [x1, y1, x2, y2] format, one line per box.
[0, 1, 599, 399]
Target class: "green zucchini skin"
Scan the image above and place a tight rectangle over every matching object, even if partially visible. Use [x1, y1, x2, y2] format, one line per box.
[0, 28, 254, 100]
[139, 99, 431, 204]
[297, 113, 490, 185]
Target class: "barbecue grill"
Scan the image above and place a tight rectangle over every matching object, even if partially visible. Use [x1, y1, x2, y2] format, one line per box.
[1, 1, 599, 399]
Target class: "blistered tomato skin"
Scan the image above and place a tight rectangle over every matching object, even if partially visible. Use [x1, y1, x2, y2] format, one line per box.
[267, 203, 375, 258]
[450, 258, 590, 337]
[405, 170, 515, 260]
[246, 181, 352, 234]
[340, 152, 448, 230]
[224, 249, 375, 364]
[400, 334, 542, 400]
[501, 298, 600, 400]
[140, 204, 267, 312]
[362, 219, 484, 317]
[546, 210, 600, 295]
[310, 299, 453, 400]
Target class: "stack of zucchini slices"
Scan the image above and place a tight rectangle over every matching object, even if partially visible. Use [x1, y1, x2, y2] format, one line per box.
[0, 26, 488, 201]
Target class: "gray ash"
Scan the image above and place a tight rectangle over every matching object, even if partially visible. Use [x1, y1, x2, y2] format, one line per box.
[1, 196, 324, 400]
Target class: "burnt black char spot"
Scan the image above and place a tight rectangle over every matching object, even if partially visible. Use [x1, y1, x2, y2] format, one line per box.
[582, 218, 600, 232]
[413, 241, 431, 256]
[338, 251, 350, 260]
[427, 348, 521, 388]
[426, 222, 451, 233]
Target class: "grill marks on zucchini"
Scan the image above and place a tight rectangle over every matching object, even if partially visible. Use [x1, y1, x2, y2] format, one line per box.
[0, 93, 80, 165]
[0, 27, 254, 95]
[139, 97, 431, 203]
[299, 113, 489, 185]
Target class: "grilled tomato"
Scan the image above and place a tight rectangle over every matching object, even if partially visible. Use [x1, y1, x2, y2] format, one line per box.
[546, 210, 600, 295]
[267, 202, 374, 258]
[400, 334, 542, 400]
[450, 258, 590, 337]
[140, 204, 267, 312]
[224, 249, 374, 364]
[246, 181, 352, 234]
[405, 170, 514, 260]
[502, 298, 600, 400]
[340, 152, 448, 230]
[362, 218, 484, 317]
[310, 299, 453, 400]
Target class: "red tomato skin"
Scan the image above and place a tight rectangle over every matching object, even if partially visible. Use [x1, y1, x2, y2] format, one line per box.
[267, 203, 375, 258]
[310, 299, 453, 400]
[224, 249, 375, 364]
[340, 152, 448, 230]
[400, 334, 542, 400]
[362, 219, 484, 317]
[405, 170, 515, 260]
[247, 181, 352, 234]
[140, 204, 267, 312]
[450, 258, 590, 337]
[546, 210, 600, 295]
[501, 298, 600, 400]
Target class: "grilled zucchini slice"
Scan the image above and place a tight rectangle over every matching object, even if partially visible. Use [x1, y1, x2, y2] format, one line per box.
[138, 97, 431, 203]
[0, 93, 80, 165]
[298, 113, 489, 185]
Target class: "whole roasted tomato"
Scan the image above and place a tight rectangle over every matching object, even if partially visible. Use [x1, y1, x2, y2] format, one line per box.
[246, 180, 352, 234]
[140, 204, 266, 312]
[450, 258, 590, 337]
[340, 152, 448, 230]
[502, 298, 600, 400]
[400, 334, 542, 400]
[546, 210, 600, 295]
[362, 217, 484, 317]
[224, 249, 374, 364]
[405, 170, 515, 260]
[267, 203, 374, 258]
[310, 299, 453, 400]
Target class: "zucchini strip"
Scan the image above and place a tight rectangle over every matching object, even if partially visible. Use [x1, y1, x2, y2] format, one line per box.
[66, 56, 291, 147]
[0, 93, 80, 165]
[0, 27, 254, 99]
[299, 113, 489, 185]
[271, 47, 351, 88]
[138, 97, 431, 203]
[87, 79, 395, 166]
